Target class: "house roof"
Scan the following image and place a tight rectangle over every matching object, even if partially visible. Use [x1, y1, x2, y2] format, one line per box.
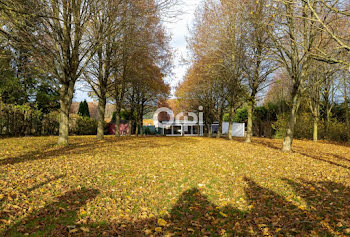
[70, 101, 115, 122]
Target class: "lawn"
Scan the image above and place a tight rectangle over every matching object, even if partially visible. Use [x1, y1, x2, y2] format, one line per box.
[0, 136, 350, 236]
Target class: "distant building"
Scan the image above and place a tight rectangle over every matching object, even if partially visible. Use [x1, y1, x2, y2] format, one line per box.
[70, 101, 115, 122]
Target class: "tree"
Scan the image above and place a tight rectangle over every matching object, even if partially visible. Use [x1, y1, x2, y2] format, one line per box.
[305, 62, 338, 141]
[110, 0, 172, 137]
[1, 0, 100, 145]
[305, 0, 350, 67]
[84, 0, 122, 140]
[267, 0, 321, 151]
[78, 100, 90, 117]
[239, 0, 276, 143]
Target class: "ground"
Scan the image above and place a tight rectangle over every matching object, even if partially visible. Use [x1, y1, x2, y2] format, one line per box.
[0, 136, 350, 236]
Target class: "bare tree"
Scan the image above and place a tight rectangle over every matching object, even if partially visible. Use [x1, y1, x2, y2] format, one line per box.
[240, 0, 277, 143]
[305, 0, 350, 67]
[84, 0, 122, 140]
[268, 0, 320, 151]
[1, 0, 99, 145]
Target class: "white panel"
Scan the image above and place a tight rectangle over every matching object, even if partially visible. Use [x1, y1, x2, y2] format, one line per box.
[221, 123, 245, 137]
[222, 122, 229, 134]
[231, 123, 245, 137]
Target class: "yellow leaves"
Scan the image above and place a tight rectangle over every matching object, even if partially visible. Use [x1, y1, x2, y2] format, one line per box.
[80, 227, 90, 232]
[157, 218, 167, 227]
[69, 228, 79, 233]
[1, 136, 350, 235]
[155, 227, 162, 232]
[80, 210, 88, 216]
[219, 211, 228, 217]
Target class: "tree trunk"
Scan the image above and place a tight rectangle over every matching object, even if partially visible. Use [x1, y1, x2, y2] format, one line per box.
[343, 79, 349, 136]
[324, 99, 330, 138]
[313, 116, 318, 142]
[58, 83, 74, 146]
[115, 103, 121, 137]
[228, 121, 233, 140]
[128, 119, 132, 136]
[282, 91, 300, 152]
[135, 116, 139, 137]
[228, 105, 234, 140]
[216, 108, 223, 139]
[128, 108, 134, 136]
[97, 96, 106, 140]
[140, 103, 144, 136]
[246, 99, 254, 143]
[207, 124, 211, 137]
[345, 98, 349, 137]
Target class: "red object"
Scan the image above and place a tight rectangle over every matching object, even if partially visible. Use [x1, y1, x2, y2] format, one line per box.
[108, 123, 129, 135]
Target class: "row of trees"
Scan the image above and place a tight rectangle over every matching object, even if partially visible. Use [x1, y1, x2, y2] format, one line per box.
[0, 0, 175, 144]
[177, 0, 350, 151]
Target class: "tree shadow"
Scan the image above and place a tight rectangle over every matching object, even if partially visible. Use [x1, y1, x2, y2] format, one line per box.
[297, 152, 350, 170]
[0, 141, 98, 166]
[284, 178, 350, 233]
[4, 177, 350, 236]
[251, 138, 282, 150]
[1, 136, 198, 166]
[324, 153, 350, 163]
[3, 188, 99, 236]
[101, 177, 349, 236]
[251, 139, 350, 170]
[25, 174, 66, 193]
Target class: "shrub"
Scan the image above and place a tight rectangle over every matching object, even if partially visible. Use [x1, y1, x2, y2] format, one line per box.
[272, 112, 314, 139]
[234, 107, 248, 123]
[0, 101, 59, 136]
[272, 113, 288, 139]
[73, 116, 97, 135]
[272, 112, 349, 142]
[327, 120, 349, 142]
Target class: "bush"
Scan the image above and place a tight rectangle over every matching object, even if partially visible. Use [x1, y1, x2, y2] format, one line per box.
[0, 101, 59, 136]
[73, 116, 97, 135]
[272, 113, 288, 139]
[234, 107, 248, 123]
[272, 112, 349, 142]
[327, 120, 349, 142]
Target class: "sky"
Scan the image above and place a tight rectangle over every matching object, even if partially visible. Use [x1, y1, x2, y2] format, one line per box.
[73, 0, 201, 102]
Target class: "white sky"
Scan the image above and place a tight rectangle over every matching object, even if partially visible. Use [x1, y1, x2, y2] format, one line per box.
[164, 0, 201, 96]
[74, 0, 201, 102]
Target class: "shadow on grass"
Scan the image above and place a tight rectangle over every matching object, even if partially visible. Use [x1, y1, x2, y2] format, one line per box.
[0, 142, 98, 166]
[4, 188, 99, 236]
[107, 178, 349, 236]
[252, 139, 350, 170]
[0, 136, 199, 166]
[118, 177, 349, 236]
[25, 174, 66, 193]
[4, 177, 350, 236]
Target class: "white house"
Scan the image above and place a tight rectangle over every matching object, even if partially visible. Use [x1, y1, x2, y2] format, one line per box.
[159, 120, 204, 136]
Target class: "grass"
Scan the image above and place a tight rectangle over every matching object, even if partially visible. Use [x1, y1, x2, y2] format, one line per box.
[0, 136, 350, 236]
